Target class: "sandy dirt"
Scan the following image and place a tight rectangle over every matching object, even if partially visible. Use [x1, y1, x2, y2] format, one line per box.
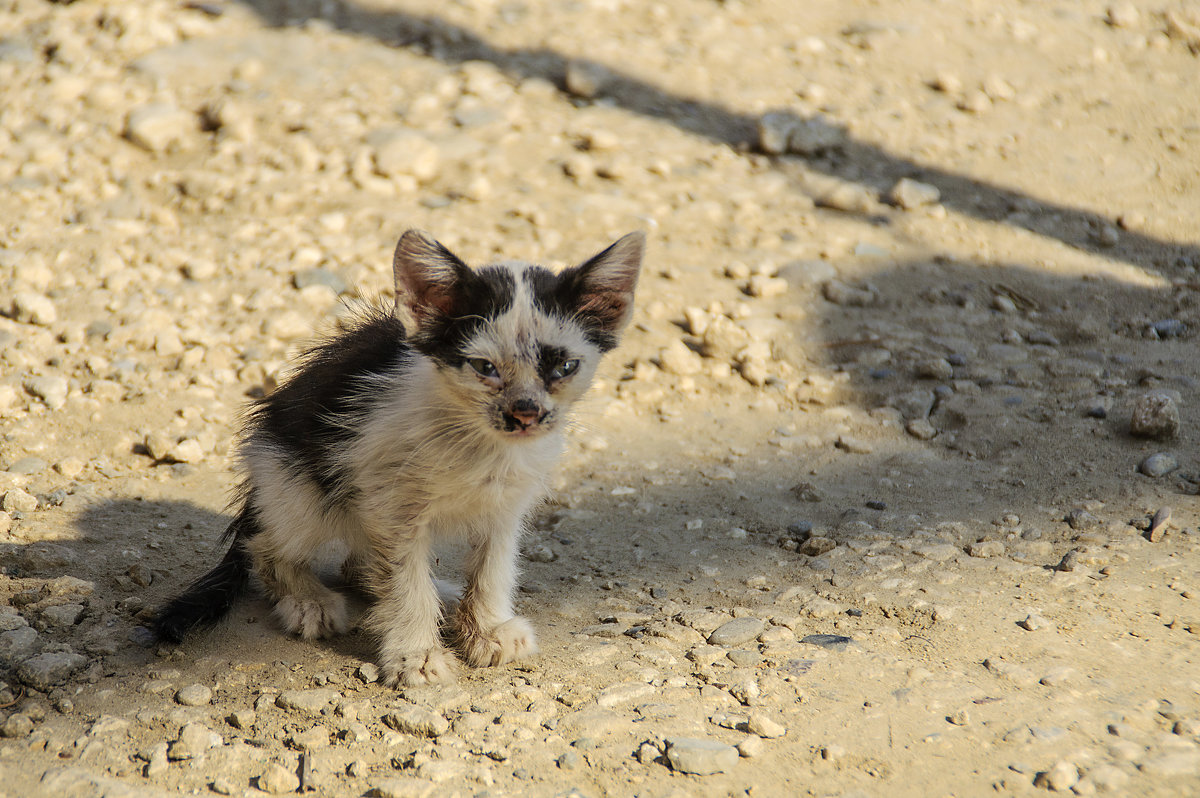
[1, 0, 1200, 796]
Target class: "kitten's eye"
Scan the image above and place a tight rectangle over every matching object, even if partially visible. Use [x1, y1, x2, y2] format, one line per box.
[551, 359, 580, 380]
[467, 358, 498, 378]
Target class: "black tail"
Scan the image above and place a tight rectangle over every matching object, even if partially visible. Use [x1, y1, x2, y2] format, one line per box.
[153, 507, 260, 643]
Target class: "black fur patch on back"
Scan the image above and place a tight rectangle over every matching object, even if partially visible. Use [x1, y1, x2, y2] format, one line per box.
[410, 265, 516, 366]
[523, 267, 619, 352]
[251, 309, 410, 500]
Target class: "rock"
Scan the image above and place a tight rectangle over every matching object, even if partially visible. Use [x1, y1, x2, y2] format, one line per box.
[664, 737, 739, 775]
[916, 358, 954, 380]
[1139, 452, 1178, 478]
[24, 376, 69, 410]
[800, 536, 836, 556]
[1033, 761, 1079, 791]
[966, 540, 1004, 558]
[175, 684, 213, 706]
[0, 713, 33, 738]
[258, 762, 301, 794]
[746, 275, 788, 298]
[659, 339, 703, 376]
[822, 279, 879, 306]
[167, 722, 221, 760]
[746, 711, 786, 738]
[0, 627, 39, 664]
[369, 129, 440, 182]
[1148, 507, 1172, 542]
[1018, 613, 1048, 631]
[16, 651, 87, 691]
[818, 185, 875, 214]
[1130, 391, 1180, 440]
[125, 103, 195, 152]
[7, 456, 47, 475]
[906, 419, 937, 440]
[356, 663, 380, 683]
[708, 618, 764, 646]
[228, 709, 256, 730]
[892, 389, 937, 420]
[889, 178, 940, 209]
[596, 681, 655, 708]
[40, 604, 85, 627]
[836, 435, 873, 454]
[276, 688, 339, 716]
[167, 439, 205, 464]
[1152, 319, 1187, 338]
[12, 292, 57, 325]
[2, 488, 38, 514]
[382, 706, 449, 738]
[88, 716, 130, 737]
[736, 735, 765, 757]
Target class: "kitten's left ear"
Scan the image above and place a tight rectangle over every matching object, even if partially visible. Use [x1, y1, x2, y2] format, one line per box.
[565, 231, 645, 345]
[392, 229, 471, 330]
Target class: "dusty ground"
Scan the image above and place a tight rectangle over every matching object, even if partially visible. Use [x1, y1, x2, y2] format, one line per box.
[2, 0, 1200, 795]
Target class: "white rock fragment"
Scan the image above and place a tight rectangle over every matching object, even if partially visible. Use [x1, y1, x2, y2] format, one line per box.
[125, 103, 195, 152]
[889, 178, 940, 210]
[658, 339, 703, 376]
[12, 293, 57, 325]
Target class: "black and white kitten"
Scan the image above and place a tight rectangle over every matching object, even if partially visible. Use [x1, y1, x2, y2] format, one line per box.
[155, 230, 644, 686]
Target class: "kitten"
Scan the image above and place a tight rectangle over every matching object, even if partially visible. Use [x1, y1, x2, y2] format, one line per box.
[154, 229, 644, 686]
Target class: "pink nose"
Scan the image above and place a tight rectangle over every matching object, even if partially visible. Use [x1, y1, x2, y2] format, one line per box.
[510, 408, 540, 426]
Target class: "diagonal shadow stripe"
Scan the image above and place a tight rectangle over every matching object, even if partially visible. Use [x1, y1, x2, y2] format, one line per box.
[229, 0, 1198, 273]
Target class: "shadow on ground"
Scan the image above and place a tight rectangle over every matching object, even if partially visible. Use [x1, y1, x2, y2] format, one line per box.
[227, 0, 1199, 274]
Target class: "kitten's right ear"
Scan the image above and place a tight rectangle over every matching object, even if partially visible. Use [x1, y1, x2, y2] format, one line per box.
[392, 230, 471, 329]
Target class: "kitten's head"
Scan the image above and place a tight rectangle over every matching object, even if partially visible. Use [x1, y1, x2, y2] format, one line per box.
[392, 230, 644, 440]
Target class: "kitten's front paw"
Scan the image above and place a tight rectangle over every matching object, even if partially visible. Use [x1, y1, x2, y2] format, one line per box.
[380, 648, 457, 688]
[275, 592, 349, 640]
[460, 616, 538, 668]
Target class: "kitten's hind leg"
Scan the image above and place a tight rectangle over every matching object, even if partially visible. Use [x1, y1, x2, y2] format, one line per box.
[455, 519, 538, 668]
[249, 541, 349, 640]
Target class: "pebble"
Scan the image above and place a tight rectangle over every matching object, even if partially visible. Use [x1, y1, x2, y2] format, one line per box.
[836, 435, 873, 454]
[12, 292, 57, 325]
[1130, 391, 1180, 440]
[736, 735, 765, 758]
[1018, 613, 1048, 631]
[382, 706, 449, 738]
[0, 627, 40, 664]
[1139, 453, 1178, 478]
[565, 60, 610, 98]
[597, 681, 655, 708]
[369, 129, 440, 182]
[746, 711, 787, 738]
[1152, 319, 1187, 339]
[0, 713, 33, 738]
[659, 339, 704, 376]
[125, 102, 194, 152]
[966, 540, 1004, 558]
[1033, 760, 1079, 791]
[356, 662, 380, 683]
[167, 722, 222, 760]
[16, 650, 87, 691]
[916, 358, 954, 380]
[7, 456, 47, 475]
[2, 488, 38, 514]
[1148, 507, 1172, 542]
[276, 688, 339, 716]
[889, 178, 940, 210]
[41, 604, 84, 627]
[746, 275, 789, 299]
[176, 684, 213, 706]
[258, 762, 301, 794]
[800, 537, 836, 556]
[906, 419, 937, 440]
[1106, 2, 1140, 27]
[818, 185, 876, 214]
[708, 618, 765, 646]
[24, 376, 69, 410]
[664, 737, 739, 775]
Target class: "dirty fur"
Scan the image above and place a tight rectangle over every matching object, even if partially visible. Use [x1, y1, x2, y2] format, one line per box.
[155, 230, 644, 686]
